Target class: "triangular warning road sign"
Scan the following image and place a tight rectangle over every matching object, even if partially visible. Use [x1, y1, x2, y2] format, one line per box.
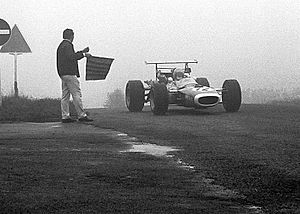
[0, 24, 31, 53]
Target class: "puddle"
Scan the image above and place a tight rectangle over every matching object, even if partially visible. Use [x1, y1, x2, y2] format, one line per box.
[51, 125, 62, 128]
[114, 130, 265, 212]
[115, 131, 181, 157]
[176, 159, 196, 170]
[116, 133, 196, 172]
[121, 143, 180, 157]
[117, 133, 128, 137]
[245, 206, 264, 214]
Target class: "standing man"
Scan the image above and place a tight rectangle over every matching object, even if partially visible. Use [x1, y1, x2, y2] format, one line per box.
[56, 28, 93, 123]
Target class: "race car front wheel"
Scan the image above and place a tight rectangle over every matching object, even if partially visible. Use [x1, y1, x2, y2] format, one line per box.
[125, 80, 145, 112]
[222, 79, 241, 112]
[150, 83, 169, 115]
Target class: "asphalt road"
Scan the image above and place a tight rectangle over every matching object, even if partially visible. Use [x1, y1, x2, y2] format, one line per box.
[0, 104, 299, 213]
[90, 104, 300, 213]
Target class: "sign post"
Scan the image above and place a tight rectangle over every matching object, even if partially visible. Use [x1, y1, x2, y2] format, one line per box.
[0, 24, 31, 97]
[10, 53, 22, 97]
[0, 18, 12, 106]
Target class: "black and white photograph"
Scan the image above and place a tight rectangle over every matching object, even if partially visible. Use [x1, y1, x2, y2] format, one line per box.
[0, 0, 299, 213]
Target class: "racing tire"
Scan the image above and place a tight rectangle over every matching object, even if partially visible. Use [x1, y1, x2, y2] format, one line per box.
[222, 79, 241, 112]
[150, 83, 169, 115]
[196, 77, 210, 87]
[125, 80, 145, 112]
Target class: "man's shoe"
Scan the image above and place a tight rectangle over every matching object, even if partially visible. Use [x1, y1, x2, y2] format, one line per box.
[78, 116, 93, 122]
[62, 118, 76, 123]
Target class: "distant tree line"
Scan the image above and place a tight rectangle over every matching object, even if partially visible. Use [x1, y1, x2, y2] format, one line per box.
[242, 88, 300, 104]
[104, 88, 125, 109]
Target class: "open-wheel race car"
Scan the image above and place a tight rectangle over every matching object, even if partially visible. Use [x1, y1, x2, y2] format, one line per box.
[125, 60, 241, 115]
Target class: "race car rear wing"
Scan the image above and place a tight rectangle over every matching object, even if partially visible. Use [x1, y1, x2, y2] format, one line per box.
[145, 60, 198, 65]
[145, 60, 198, 79]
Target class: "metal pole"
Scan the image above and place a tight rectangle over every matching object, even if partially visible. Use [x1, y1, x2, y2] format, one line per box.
[13, 53, 18, 97]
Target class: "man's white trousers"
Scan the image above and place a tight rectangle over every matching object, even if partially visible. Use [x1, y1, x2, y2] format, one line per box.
[60, 75, 86, 119]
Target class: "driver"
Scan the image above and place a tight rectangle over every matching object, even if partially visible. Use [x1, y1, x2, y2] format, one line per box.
[173, 69, 185, 81]
[173, 68, 197, 89]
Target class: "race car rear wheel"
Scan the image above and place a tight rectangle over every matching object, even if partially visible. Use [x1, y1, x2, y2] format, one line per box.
[222, 79, 241, 112]
[150, 83, 169, 115]
[196, 77, 210, 87]
[125, 80, 145, 112]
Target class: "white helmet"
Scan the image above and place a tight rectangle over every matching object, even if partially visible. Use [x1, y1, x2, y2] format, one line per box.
[173, 69, 185, 80]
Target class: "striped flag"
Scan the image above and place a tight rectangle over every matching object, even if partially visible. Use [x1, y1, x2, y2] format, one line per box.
[86, 56, 114, 80]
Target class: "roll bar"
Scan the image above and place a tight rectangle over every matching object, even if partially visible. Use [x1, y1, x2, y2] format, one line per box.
[145, 60, 198, 80]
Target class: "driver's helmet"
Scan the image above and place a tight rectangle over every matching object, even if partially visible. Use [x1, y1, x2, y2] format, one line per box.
[173, 69, 185, 81]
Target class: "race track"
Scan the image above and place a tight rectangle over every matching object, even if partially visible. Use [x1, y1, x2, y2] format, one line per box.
[91, 104, 300, 213]
[0, 104, 298, 213]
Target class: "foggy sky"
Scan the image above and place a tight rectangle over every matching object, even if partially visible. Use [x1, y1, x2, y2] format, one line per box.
[0, 0, 299, 107]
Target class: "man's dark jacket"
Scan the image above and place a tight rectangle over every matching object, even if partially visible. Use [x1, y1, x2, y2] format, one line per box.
[56, 40, 84, 77]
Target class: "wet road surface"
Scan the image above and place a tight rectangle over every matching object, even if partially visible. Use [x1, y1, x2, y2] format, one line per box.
[0, 122, 262, 213]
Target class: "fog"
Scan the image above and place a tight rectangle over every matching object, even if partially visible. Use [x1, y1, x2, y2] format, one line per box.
[1, 0, 299, 107]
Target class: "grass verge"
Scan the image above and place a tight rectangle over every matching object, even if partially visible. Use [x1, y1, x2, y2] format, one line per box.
[0, 96, 74, 122]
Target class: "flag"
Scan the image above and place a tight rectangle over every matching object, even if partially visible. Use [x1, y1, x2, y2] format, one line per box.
[86, 56, 114, 80]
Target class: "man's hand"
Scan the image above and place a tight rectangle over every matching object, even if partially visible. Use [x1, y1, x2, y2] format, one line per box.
[84, 53, 92, 58]
[82, 47, 89, 53]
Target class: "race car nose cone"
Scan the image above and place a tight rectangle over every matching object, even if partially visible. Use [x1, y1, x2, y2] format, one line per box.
[198, 96, 219, 105]
[194, 93, 220, 107]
